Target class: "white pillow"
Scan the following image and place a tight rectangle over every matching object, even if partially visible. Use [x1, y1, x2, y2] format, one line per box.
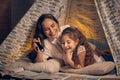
[9, 58, 62, 73]
[24, 59, 62, 73]
[60, 61, 115, 75]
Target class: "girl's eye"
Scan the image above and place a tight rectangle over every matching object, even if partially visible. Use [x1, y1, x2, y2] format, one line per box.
[67, 41, 71, 44]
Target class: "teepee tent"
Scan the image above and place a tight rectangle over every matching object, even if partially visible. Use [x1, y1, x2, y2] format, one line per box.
[0, 0, 120, 79]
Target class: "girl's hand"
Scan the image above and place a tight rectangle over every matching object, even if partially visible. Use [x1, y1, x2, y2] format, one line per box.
[65, 52, 73, 61]
[63, 52, 72, 65]
[64, 52, 82, 69]
[64, 52, 74, 66]
[63, 55, 68, 65]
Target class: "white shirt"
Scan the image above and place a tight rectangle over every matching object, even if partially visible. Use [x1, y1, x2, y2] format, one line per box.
[42, 25, 70, 61]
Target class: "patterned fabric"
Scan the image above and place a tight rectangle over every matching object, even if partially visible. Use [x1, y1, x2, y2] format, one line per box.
[0, 0, 67, 70]
[95, 0, 120, 76]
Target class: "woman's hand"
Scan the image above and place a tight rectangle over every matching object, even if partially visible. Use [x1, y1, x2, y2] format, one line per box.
[33, 38, 41, 50]
[35, 47, 44, 62]
[33, 38, 44, 62]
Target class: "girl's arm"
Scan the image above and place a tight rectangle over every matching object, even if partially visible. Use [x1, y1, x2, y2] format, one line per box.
[77, 51, 86, 67]
[64, 46, 86, 69]
[67, 52, 86, 69]
[64, 53, 75, 68]
[75, 46, 86, 68]
[64, 52, 82, 69]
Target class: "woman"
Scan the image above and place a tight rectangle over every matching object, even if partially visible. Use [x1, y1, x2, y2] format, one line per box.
[27, 13, 69, 63]
[9, 14, 69, 73]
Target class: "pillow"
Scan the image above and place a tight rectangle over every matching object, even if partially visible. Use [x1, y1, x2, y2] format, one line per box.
[24, 59, 62, 73]
[60, 61, 115, 75]
[9, 58, 62, 73]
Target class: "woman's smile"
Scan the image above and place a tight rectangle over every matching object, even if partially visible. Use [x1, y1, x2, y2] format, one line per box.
[42, 18, 59, 39]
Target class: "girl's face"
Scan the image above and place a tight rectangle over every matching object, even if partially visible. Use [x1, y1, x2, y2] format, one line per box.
[42, 18, 59, 39]
[61, 34, 79, 53]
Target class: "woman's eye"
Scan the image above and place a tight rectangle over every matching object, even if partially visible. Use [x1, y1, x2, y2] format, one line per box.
[51, 24, 55, 28]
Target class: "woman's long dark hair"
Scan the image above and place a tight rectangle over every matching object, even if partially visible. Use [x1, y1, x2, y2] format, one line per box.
[34, 13, 59, 47]
[61, 27, 96, 66]
[27, 14, 59, 63]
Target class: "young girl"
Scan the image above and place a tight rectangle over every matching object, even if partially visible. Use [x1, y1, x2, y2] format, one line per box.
[60, 27, 105, 69]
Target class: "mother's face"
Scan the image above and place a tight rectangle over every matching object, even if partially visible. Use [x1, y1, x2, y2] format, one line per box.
[42, 18, 59, 39]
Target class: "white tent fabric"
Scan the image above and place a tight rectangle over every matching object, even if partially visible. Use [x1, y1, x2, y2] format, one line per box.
[95, 0, 120, 76]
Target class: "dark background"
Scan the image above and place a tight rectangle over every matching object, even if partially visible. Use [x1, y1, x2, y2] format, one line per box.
[0, 0, 34, 44]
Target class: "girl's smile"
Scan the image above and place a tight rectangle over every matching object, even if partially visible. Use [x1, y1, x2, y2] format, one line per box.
[61, 34, 78, 53]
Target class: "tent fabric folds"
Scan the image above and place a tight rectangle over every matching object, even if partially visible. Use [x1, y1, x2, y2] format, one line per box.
[0, 0, 119, 77]
[95, 0, 120, 76]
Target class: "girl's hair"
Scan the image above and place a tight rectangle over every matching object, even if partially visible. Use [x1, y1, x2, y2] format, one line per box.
[34, 13, 59, 47]
[61, 27, 96, 66]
